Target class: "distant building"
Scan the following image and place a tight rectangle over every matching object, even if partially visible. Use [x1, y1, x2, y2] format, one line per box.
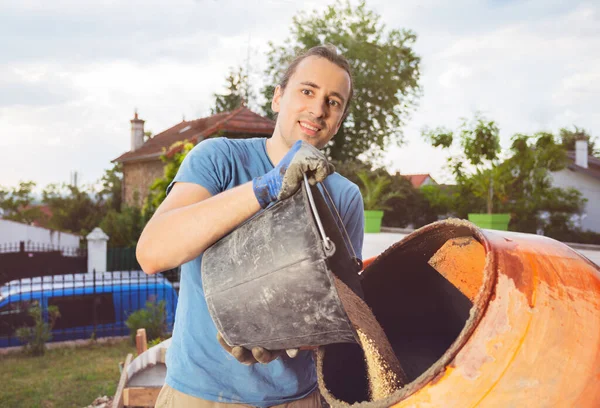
[402, 174, 438, 189]
[0, 218, 81, 248]
[113, 107, 275, 207]
[550, 140, 600, 233]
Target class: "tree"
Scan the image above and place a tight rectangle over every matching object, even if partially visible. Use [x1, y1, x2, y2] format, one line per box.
[501, 132, 584, 233]
[42, 183, 105, 236]
[0, 181, 47, 225]
[99, 163, 123, 212]
[422, 117, 586, 234]
[356, 170, 403, 211]
[143, 140, 195, 221]
[559, 126, 598, 157]
[261, 0, 421, 163]
[334, 159, 436, 228]
[212, 66, 252, 114]
[423, 114, 505, 214]
[99, 206, 145, 248]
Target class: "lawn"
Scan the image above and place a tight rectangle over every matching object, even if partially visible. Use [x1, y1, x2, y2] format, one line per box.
[0, 339, 136, 408]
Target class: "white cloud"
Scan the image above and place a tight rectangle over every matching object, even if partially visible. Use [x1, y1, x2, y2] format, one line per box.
[0, 0, 599, 189]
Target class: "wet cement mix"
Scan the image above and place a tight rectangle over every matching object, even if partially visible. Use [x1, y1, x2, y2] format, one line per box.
[333, 276, 408, 400]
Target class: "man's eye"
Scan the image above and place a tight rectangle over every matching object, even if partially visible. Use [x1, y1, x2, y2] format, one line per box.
[328, 99, 340, 107]
[301, 89, 312, 95]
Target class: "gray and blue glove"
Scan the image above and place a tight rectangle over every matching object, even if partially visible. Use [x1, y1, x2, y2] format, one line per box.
[253, 140, 335, 208]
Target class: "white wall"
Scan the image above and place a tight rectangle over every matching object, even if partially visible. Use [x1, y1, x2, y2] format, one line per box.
[0, 219, 81, 248]
[421, 177, 437, 187]
[551, 169, 600, 233]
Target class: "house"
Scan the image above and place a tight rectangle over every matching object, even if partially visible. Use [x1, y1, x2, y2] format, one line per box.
[113, 107, 275, 207]
[550, 140, 600, 233]
[403, 174, 438, 189]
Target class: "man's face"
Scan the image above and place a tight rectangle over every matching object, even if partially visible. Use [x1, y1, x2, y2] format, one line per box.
[271, 56, 351, 149]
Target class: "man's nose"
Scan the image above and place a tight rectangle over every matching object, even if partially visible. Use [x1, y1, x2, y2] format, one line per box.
[309, 98, 328, 119]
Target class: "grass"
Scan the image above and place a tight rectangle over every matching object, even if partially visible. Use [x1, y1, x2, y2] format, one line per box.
[0, 339, 136, 408]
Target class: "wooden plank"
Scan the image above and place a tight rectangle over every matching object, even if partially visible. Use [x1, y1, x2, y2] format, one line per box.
[112, 353, 133, 408]
[136, 328, 147, 355]
[123, 387, 161, 407]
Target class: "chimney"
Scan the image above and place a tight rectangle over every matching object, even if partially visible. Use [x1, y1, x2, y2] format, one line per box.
[130, 110, 145, 152]
[575, 140, 588, 169]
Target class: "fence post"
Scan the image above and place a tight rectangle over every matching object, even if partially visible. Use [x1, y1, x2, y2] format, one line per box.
[86, 227, 109, 274]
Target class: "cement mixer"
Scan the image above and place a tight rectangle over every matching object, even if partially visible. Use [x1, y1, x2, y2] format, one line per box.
[317, 219, 600, 407]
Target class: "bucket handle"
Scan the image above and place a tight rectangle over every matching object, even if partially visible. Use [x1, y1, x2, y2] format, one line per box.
[303, 173, 335, 256]
[302, 174, 363, 271]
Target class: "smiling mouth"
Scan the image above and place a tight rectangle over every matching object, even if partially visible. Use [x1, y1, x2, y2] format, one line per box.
[299, 121, 322, 133]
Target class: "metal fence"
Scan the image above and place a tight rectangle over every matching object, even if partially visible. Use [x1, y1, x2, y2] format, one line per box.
[0, 241, 87, 285]
[0, 241, 86, 257]
[0, 270, 178, 348]
[107, 246, 180, 284]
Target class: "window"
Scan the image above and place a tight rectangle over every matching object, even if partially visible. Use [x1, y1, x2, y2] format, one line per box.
[50, 293, 116, 330]
[0, 300, 37, 336]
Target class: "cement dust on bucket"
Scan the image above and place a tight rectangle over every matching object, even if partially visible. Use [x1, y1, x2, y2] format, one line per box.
[333, 276, 407, 400]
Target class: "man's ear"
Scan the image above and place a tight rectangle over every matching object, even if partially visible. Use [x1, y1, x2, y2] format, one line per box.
[271, 85, 282, 113]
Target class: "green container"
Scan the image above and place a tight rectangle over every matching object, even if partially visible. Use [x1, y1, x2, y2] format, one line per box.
[364, 210, 384, 233]
[467, 213, 511, 231]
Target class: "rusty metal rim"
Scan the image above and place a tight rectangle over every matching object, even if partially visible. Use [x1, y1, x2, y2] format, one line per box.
[317, 219, 499, 407]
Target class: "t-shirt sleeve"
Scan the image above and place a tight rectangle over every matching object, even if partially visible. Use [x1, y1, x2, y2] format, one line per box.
[342, 185, 364, 261]
[166, 138, 232, 196]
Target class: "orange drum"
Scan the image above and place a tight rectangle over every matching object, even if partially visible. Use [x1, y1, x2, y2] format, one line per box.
[318, 219, 600, 407]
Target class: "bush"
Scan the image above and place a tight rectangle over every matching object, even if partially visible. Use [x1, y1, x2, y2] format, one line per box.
[125, 300, 167, 344]
[147, 337, 166, 348]
[16, 304, 60, 356]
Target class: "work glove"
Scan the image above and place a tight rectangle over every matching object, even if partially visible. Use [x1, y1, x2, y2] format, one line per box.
[253, 140, 335, 208]
[217, 332, 299, 365]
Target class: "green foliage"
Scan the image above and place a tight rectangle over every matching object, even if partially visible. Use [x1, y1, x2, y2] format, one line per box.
[420, 185, 453, 216]
[559, 126, 598, 157]
[0, 181, 47, 225]
[99, 206, 145, 248]
[334, 160, 436, 228]
[147, 337, 166, 348]
[423, 113, 502, 214]
[125, 300, 167, 345]
[99, 163, 123, 212]
[544, 218, 600, 245]
[212, 66, 252, 114]
[262, 0, 421, 163]
[422, 127, 453, 149]
[143, 140, 195, 221]
[16, 304, 60, 356]
[42, 183, 105, 236]
[423, 120, 588, 235]
[501, 132, 582, 233]
[356, 170, 403, 211]
[460, 117, 501, 166]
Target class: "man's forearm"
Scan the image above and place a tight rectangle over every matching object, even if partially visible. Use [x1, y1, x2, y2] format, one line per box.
[137, 182, 260, 274]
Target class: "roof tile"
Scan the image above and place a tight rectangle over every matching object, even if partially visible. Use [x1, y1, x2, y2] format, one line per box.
[114, 107, 274, 163]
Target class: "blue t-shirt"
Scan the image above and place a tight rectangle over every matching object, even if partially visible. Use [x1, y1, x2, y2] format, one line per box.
[165, 137, 364, 407]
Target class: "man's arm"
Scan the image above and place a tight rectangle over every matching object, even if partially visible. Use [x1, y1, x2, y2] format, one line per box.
[136, 181, 260, 274]
[136, 139, 334, 275]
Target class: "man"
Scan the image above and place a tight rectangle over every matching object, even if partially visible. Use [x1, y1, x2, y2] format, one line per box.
[137, 45, 365, 407]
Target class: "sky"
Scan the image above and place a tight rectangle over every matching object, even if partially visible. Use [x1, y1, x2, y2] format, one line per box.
[1, 0, 599, 190]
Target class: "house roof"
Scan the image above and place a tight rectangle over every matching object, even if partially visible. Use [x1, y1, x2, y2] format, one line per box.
[402, 174, 436, 188]
[113, 106, 275, 163]
[566, 151, 600, 181]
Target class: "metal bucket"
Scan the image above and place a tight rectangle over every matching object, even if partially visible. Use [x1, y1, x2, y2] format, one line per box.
[202, 176, 363, 351]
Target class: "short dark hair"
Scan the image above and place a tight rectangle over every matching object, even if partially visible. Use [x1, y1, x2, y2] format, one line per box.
[279, 44, 354, 120]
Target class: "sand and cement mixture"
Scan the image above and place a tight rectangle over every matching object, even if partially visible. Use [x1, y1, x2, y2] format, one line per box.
[333, 276, 408, 400]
